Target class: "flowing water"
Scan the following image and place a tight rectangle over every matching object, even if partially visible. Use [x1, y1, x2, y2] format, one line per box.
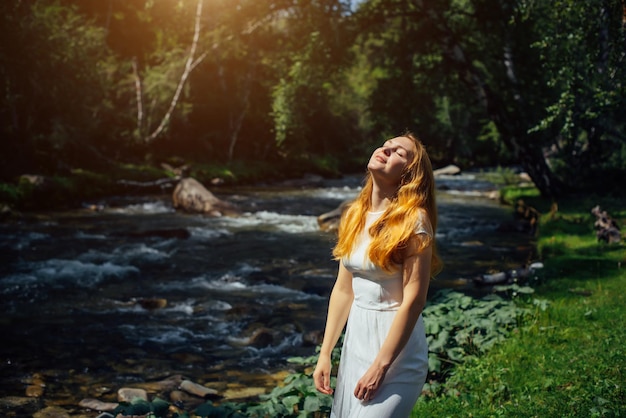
[0, 173, 534, 406]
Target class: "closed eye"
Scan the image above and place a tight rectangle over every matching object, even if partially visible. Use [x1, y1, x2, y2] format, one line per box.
[383, 139, 408, 157]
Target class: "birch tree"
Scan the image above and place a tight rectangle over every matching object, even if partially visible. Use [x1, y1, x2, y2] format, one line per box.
[132, 0, 206, 144]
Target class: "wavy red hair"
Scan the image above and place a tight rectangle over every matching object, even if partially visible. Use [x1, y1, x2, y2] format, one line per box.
[333, 133, 442, 276]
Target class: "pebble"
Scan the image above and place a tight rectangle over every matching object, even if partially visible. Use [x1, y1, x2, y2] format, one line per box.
[179, 380, 218, 398]
[24, 373, 46, 397]
[117, 388, 148, 402]
[78, 398, 118, 412]
[134, 374, 184, 393]
[26, 384, 45, 397]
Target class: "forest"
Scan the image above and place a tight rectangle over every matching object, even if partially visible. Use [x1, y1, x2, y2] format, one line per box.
[1, 0, 625, 201]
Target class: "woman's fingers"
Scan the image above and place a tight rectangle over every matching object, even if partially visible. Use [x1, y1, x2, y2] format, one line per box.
[313, 360, 334, 395]
[354, 366, 386, 401]
[354, 382, 377, 401]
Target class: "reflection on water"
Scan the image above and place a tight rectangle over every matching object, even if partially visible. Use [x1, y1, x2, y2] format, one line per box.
[0, 173, 534, 403]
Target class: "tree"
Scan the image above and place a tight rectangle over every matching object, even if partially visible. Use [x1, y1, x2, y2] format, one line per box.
[0, 1, 113, 178]
[350, 0, 626, 196]
[526, 0, 626, 192]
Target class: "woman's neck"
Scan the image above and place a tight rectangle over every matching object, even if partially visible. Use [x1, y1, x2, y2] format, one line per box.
[369, 181, 396, 213]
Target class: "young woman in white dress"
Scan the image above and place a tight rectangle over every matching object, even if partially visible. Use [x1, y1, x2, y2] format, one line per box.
[313, 133, 441, 418]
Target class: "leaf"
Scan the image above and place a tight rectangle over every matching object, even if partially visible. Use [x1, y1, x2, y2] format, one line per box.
[151, 397, 169, 416]
[428, 354, 442, 373]
[446, 347, 466, 362]
[303, 395, 321, 412]
[194, 402, 217, 417]
[424, 318, 440, 334]
[281, 395, 300, 410]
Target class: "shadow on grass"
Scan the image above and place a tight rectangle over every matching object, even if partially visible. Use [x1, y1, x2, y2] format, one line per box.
[541, 240, 624, 281]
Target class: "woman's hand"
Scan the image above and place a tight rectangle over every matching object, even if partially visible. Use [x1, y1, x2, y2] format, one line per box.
[313, 354, 334, 395]
[353, 364, 388, 401]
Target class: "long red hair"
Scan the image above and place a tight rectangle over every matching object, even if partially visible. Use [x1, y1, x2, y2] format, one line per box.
[333, 133, 442, 276]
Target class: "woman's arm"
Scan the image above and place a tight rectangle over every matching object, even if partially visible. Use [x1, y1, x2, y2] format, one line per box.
[313, 262, 354, 395]
[353, 235, 432, 401]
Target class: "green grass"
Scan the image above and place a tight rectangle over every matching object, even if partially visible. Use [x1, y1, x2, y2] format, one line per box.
[412, 191, 626, 418]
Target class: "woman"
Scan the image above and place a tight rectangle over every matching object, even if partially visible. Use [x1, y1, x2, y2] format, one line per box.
[313, 132, 441, 417]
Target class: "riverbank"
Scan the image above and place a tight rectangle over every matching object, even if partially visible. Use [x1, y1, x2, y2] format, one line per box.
[0, 157, 343, 214]
[411, 189, 626, 417]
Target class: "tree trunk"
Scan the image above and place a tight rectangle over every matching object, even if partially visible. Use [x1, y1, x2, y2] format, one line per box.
[138, 0, 207, 144]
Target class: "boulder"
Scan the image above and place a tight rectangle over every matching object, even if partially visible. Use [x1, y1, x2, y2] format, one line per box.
[433, 165, 461, 176]
[172, 178, 238, 216]
[317, 200, 351, 232]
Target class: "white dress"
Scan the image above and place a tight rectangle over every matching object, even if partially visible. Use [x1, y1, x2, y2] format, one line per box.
[330, 211, 431, 418]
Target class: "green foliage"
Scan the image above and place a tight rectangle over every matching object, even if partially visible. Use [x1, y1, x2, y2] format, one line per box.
[193, 402, 246, 418]
[113, 397, 170, 417]
[422, 289, 535, 383]
[244, 344, 342, 418]
[246, 372, 333, 418]
[0, 0, 114, 177]
[270, 24, 351, 157]
[0, 182, 26, 207]
[480, 167, 525, 187]
[499, 185, 541, 206]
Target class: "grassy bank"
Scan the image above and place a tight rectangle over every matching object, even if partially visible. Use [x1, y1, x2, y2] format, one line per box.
[411, 189, 626, 417]
[0, 156, 342, 212]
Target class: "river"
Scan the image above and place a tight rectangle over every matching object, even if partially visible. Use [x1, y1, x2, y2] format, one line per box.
[0, 172, 534, 408]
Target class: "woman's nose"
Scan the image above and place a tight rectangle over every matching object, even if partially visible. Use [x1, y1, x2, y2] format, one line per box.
[383, 148, 391, 156]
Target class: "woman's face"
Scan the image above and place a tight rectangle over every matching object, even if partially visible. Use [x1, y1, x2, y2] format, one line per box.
[367, 136, 416, 185]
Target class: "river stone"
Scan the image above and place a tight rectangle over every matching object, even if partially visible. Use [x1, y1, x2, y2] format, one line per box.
[172, 177, 238, 216]
[23, 373, 46, 398]
[246, 327, 274, 348]
[134, 374, 184, 393]
[179, 380, 219, 398]
[317, 199, 351, 232]
[302, 329, 324, 347]
[135, 298, 168, 310]
[32, 406, 70, 418]
[169, 390, 205, 410]
[78, 398, 118, 412]
[25, 384, 44, 397]
[433, 164, 461, 176]
[117, 388, 148, 403]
